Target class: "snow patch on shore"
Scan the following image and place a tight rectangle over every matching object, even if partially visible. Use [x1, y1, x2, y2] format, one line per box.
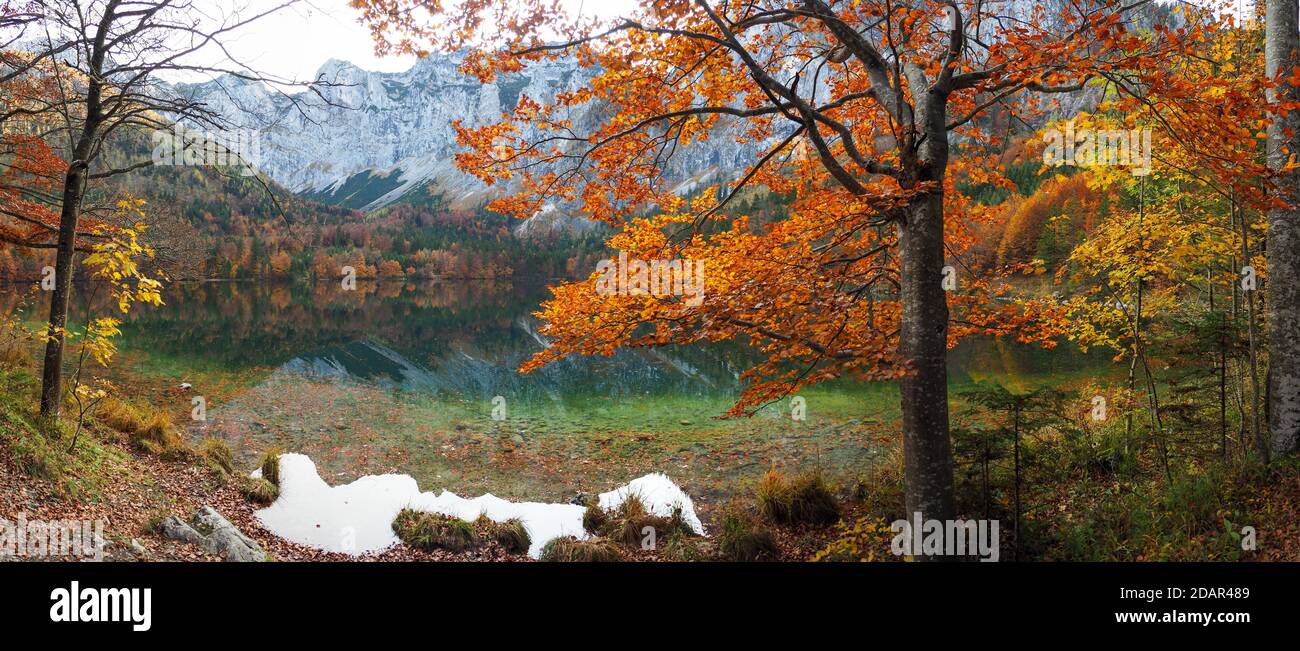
[254, 453, 703, 557]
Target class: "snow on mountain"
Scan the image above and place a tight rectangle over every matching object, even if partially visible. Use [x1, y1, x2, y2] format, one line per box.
[164, 1, 1153, 231]
[167, 53, 760, 233]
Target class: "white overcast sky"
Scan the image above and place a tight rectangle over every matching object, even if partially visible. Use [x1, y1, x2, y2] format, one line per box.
[187, 0, 640, 83]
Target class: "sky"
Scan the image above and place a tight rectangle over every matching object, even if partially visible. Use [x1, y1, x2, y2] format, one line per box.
[185, 0, 640, 83]
[165, 0, 1250, 84]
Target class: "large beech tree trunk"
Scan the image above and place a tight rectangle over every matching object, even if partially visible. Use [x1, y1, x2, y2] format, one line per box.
[898, 188, 957, 526]
[1266, 0, 1300, 456]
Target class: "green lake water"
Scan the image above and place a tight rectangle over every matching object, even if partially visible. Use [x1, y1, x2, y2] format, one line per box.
[1, 280, 1121, 503]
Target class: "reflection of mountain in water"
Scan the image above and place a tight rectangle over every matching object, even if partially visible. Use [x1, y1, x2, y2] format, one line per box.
[277, 340, 439, 389]
[276, 314, 748, 402]
[85, 280, 1110, 402]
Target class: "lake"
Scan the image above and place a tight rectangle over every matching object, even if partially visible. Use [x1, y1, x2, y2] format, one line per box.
[1, 279, 1120, 505]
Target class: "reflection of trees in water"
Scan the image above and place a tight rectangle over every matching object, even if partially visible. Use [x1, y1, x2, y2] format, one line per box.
[946, 336, 1116, 390]
[112, 280, 535, 366]
[0, 286, 39, 320]
[4, 281, 1112, 402]
[81, 280, 754, 400]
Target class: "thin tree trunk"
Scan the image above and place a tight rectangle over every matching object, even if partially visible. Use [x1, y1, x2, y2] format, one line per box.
[982, 440, 990, 521]
[1266, 0, 1300, 456]
[37, 6, 112, 419]
[1125, 350, 1137, 458]
[1140, 353, 1171, 482]
[38, 162, 88, 417]
[1230, 222, 1249, 453]
[1211, 267, 1228, 458]
[1237, 199, 1267, 462]
[1012, 404, 1021, 563]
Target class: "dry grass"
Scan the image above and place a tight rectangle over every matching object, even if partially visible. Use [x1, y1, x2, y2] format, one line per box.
[583, 493, 698, 549]
[200, 437, 233, 479]
[392, 509, 478, 552]
[0, 345, 32, 369]
[538, 535, 622, 562]
[717, 507, 780, 561]
[130, 412, 186, 457]
[95, 396, 148, 435]
[756, 468, 841, 526]
[239, 476, 279, 505]
[257, 446, 282, 486]
[95, 397, 188, 457]
[474, 514, 531, 554]
[582, 499, 607, 534]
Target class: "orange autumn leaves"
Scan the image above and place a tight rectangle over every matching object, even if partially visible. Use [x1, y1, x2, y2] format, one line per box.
[354, 1, 1269, 414]
[0, 134, 66, 248]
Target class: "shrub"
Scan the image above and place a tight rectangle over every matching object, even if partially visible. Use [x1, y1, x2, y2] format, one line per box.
[1056, 473, 1238, 561]
[392, 509, 478, 552]
[812, 517, 893, 562]
[538, 535, 622, 562]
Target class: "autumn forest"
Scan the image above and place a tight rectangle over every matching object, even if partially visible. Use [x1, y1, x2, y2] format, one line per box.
[5, 1, 1300, 623]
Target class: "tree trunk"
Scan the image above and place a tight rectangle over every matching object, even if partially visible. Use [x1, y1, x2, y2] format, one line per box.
[1266, 0, 1300, 456]
[898, 188, 956, 526]
[1238, 199, 1267, 462]
[37, 7, 110, 419]
[38, 162, 88, 418]
[1012, 405, 1021, 562]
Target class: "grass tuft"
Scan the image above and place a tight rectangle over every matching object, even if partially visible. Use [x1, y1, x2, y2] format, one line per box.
[257, 446, 282, 486]
[392, 509, 478, 552]
[538, 535, 623, 562]
[474, 514, 531, 554]
[756, 468, 841, 526]
[128, 410, 187, 457]
[582, 499, 607, 534]
[200, 436, 233, 480]
[717, 508, 780, 561]
[239, 476, 279, 505]
[583, 493, 698, 550]
[95, 396, 147, 436]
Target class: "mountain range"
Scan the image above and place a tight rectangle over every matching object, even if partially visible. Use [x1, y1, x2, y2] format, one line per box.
[169, 53, 761, 234]
[165, 0, 1175, 236]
